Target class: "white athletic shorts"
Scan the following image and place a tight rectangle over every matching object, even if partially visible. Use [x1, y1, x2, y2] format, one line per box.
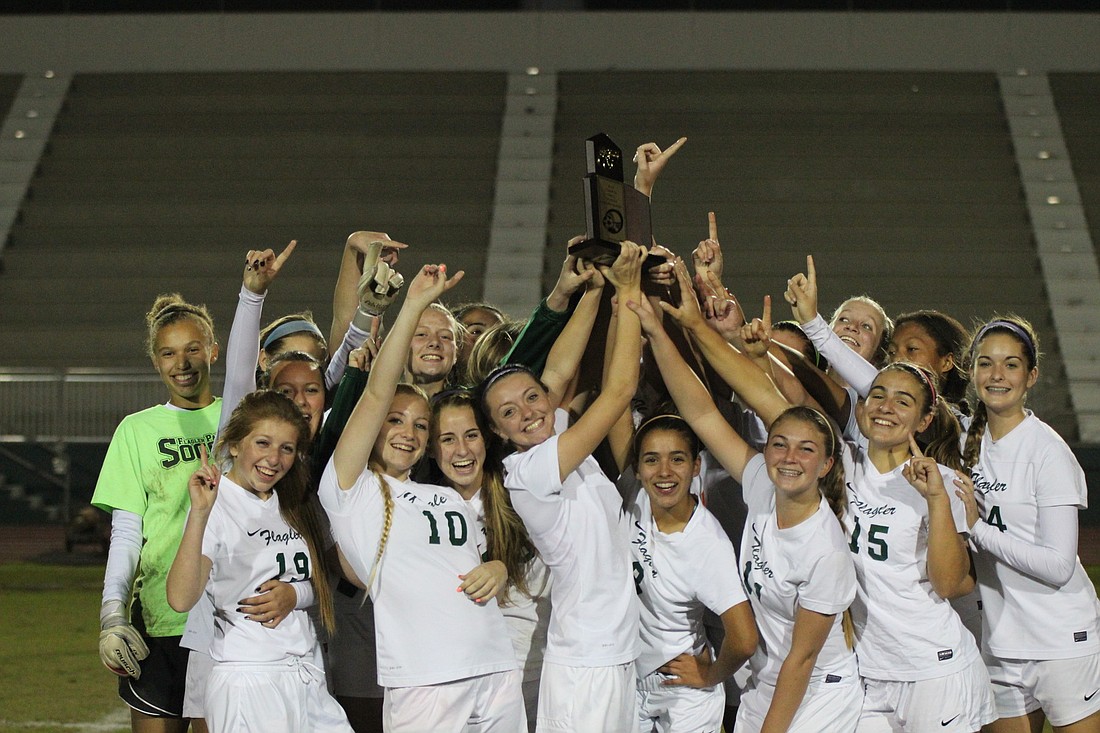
[204, 656, 352, 733]
[383, 669, 525, 733]
[735, 674, 861, 733]
[636, 669, 724, 733]
[182, 649, 214, 719]
[537, 661, 636, 733]
[986, 652, 1100, 727]
[858, 656, 995, 733]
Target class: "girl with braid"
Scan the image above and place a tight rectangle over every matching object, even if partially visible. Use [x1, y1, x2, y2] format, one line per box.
[783, 258, 984, 643]
[785, 266, 995, 733]
[957, 317, 1100, 732]
[319, 263, 525, 733]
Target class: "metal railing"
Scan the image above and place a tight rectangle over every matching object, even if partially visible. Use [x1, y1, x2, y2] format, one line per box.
[0, 368, 225, 442]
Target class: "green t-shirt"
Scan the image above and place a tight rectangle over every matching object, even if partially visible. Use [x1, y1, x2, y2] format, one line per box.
[92, 399, 221, 637]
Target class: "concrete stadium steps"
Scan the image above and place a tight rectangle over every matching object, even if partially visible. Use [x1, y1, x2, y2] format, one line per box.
[64, 71, 500, 98]
[24, 178, 496, 202]
[0, 74, 20, 117]
[1, 70, 507, 369]
[43, 134, 502, 159]
[15, 201, 490, 227]
[548, 69, 1075, 437]
[53, 112, 503, 136]
[36, 156, 480, 181]
[6, 224, 492, 257]
[1051, 73, 1100, 279]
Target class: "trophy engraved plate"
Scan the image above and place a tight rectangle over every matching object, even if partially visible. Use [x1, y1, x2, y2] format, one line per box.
[570, 133, 661, 268]
[595, 176, 625, 242]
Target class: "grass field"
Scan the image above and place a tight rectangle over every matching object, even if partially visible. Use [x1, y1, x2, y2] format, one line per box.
[0, 563, 130, 733]
[4, 561, 1099, 732]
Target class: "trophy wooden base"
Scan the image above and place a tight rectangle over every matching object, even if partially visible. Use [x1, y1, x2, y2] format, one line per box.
[568, 238, 668, 270]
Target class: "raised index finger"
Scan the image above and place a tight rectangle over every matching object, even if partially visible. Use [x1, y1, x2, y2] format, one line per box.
[908, 433, 925, 459]
[708, 210, 718, 242]
[806, 254, 816, 286]
[273, 239, 297, 269]
[673, 258, 694, 298]
[762, 294, 772, 330]
[664, 136, 687, 160]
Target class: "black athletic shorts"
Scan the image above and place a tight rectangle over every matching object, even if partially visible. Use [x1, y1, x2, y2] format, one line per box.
[117, 599, 189, 718]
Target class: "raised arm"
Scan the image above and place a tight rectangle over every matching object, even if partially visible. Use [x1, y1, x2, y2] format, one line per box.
[627, 293, 757, 484]
[540, 260, 604, 407]
[222, 242, 296, 430]
[633, 136, 687, 198]
[331, 263, 463, 489]
[785, 255, 878, 397]
[691, 210, 724, 284]
[166, 447, 219, 613]
[663, 261, 790, 429]
[903, 440, 971, 599]
[327, 230, 407, 354]
[501, 245, 592, 376]
[324, 241, 406, 388]
[738, 297, 831, 419]
[555, 241, 645, 481]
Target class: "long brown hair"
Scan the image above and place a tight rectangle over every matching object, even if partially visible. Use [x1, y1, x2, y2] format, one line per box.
[877, 362, 963, 470]
[769, 406, 847, 524]
[768, 406, 856, 648]
[961, 316, 1039, 472]
[430, 390, 537, 605]
[217, 390, 336, 633]
[892, 310, 971, 413]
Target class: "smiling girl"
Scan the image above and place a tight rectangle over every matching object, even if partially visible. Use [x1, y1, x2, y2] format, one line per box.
[429, 389, 549, 731]
[319, 263, 525, 733]
[957, 317, 1100, 733]
[626, 414, 758, 733]
[626, 269, 860, 733]
[166, 390, 348, 733]
[783, 268, 995, 733]
[478, 240, 647, 733]
[92, 293, 221, 733]
[404, 303, 462, 399]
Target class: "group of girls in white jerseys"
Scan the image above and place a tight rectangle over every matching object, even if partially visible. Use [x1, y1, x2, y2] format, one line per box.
[95, 137, 1100, 733]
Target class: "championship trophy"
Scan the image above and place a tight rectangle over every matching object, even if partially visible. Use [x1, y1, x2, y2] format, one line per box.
[568, 133, 662, 267]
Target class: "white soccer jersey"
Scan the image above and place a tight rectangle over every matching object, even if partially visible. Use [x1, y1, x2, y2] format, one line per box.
[969, 412, 1100, 659]
[318, 464, 516, 688]
[842, 445, 978, 681]
[200, 476, 317, 663]
[739, 454, 858, 688]
[841, 386, 866, 450]
[626, 481, 748, 678]
[503, 422, 639, 668]
[465, 490, 553, 679]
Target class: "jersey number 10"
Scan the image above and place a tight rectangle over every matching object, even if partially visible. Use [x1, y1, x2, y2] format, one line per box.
[422, 510, 469, 546]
